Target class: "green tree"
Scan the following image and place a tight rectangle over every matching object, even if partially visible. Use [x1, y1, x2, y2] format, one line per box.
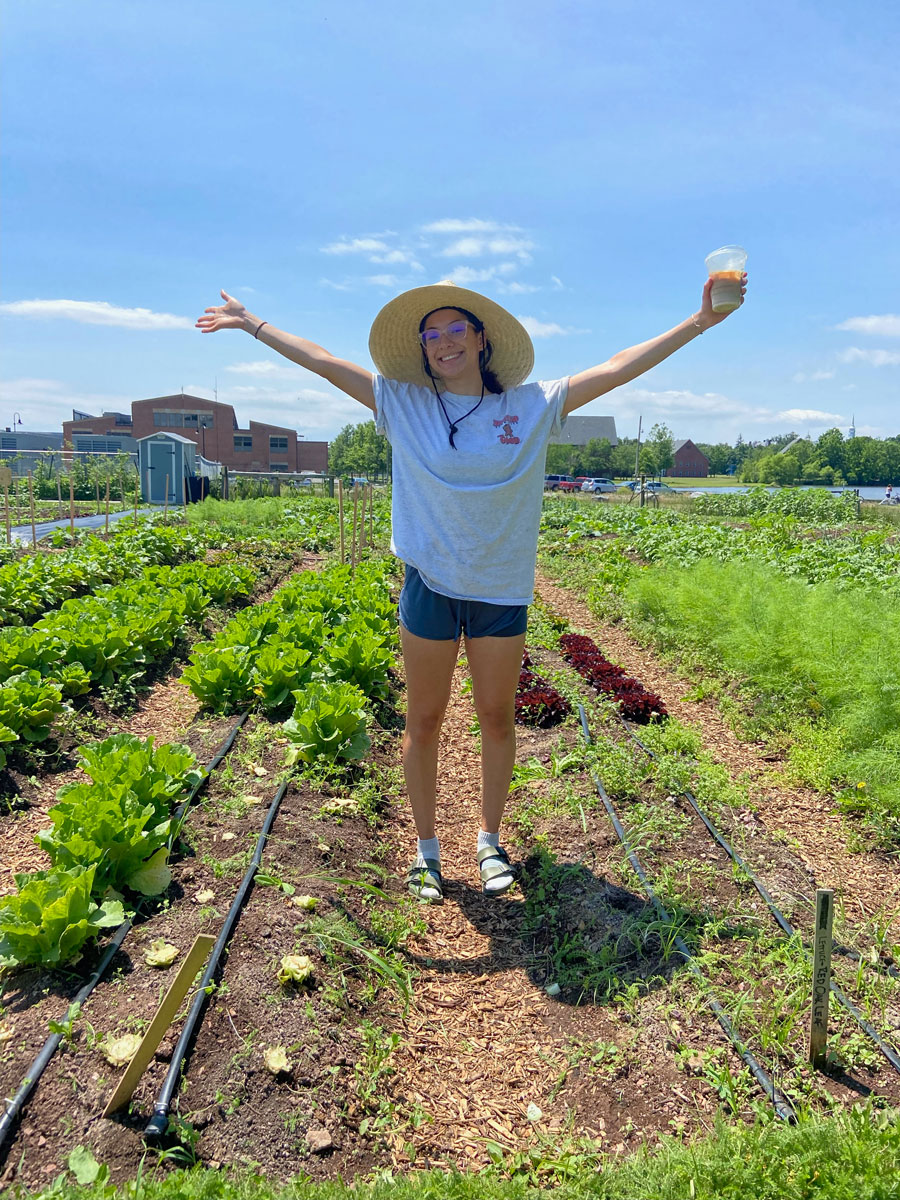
[816, 427, 845, 472]
[646, 423, 674, 476]
[328, 421, 390, 480]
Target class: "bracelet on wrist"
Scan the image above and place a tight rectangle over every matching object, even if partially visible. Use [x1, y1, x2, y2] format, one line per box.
[253, 320, 268, 339]
[690, 313, 704, 334]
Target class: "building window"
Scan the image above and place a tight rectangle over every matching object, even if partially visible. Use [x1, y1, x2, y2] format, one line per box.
[114, 414, 133, 426]
[1, 438, 16, 450]
[269, 435, 289, 451]
[234, 435, 253, 451]
[269, 462, 289, 472]
[154, 411, 184, 428]
[183, 413, 198, 426]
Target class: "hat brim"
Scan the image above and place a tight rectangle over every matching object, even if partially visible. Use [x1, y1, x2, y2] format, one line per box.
[368, 281, 535, 391]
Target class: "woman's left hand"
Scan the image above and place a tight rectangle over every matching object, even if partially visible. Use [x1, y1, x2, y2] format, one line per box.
[696, 272, 748, 330]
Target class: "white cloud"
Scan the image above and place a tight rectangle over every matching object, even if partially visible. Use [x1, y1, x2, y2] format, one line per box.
[551, 276, 565, 291]
[518, 316, 587, 338]
[837, 347, 900, 367]
[835, 314, 900, 337]
[496, 281, 540, 295]
[0, 299, 193, 330]
[776, 408, 845, 423]
[0, 378, 134, 431]
[364, 274, 404, 288]
[369, 249, 424, 270]
[792, 369, 835, 382]
[421, 219, 520, 234]
[439, 236, 534, 260]
[221, 383, 367, 438]
[614, 387, 770, 419]
[319, 278, 353, 291]
[321, 237, 392, 255]
[225, 360, 302, 378]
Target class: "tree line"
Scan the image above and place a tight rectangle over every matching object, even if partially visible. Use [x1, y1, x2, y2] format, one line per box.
[328, 419, 900, 486]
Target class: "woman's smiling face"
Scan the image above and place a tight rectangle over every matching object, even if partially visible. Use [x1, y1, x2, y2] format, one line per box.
[421, 307, 485, 389]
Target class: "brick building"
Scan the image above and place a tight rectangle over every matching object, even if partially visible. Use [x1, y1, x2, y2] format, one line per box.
[665, 439, 709, 478]
[64, 395, 327, 474]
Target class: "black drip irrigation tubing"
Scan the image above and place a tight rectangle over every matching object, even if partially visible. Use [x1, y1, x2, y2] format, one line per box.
[0, 712, 249, 1155]
[610, 710, 900, 1077]
[144, 770, 293, 1140]
[578, 705, 797, 1124]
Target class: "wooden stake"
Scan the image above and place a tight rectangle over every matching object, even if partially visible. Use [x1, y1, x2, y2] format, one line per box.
[369, 484, 374, 548]
[104, 477, 111, 533]
[68, 476, 75, 535]
[28, 472, 37, 546]
[56, 474, 62, 509]
[134, 478, 139, 525]
[337, 479, 345, 565]
[163, 474, 170, 522]
[808, 888, 835, 1069]
[102, 934, 215, 1116]
[95, 480, 101, 515]
[2, 484, 10, 546]
[350, 483, 358, 571]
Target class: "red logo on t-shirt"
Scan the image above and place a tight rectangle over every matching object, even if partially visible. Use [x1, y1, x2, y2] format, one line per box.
[494, 414, 521, 445]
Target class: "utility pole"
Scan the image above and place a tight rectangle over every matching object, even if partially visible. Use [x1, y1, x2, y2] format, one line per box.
[634, 415, 642, 478]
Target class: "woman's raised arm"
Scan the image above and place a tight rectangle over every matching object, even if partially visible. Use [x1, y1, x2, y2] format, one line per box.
[563, 274, 747, 416]
[196, 290, 375, 413]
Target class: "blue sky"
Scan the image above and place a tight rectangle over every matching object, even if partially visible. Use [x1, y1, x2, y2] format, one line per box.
[3, 0, 898, 447]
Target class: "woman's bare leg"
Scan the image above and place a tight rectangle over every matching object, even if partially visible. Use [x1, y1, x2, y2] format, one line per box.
[465, 632, 526, 834]
[399, 626, 460, 839]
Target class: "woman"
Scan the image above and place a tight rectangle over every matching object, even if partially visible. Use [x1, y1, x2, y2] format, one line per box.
[197, 273, 746, 902]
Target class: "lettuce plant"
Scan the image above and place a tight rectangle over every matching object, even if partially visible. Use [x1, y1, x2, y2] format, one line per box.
[0, 865, 124, 970]
[283, 680, 370, 765]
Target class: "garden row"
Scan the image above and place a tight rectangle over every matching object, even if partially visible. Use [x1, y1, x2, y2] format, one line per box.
[543, 495, 900, 592]
[0, 560, 398, 976]
[538, 499, 900, 847]
[0, 494, 343, 629]
[0, 560, 257, 769]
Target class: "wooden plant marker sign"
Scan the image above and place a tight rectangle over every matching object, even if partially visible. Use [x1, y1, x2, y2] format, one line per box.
[102, 933, 215, 1116]
[808, 888, 834, 1069]
[0, 465, 11, 544]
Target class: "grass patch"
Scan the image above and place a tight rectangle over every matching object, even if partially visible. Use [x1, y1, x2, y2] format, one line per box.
[19, 1104, 900, 1198]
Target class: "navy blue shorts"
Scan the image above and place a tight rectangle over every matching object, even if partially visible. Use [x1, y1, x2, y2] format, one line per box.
[399, 565, 528, 641]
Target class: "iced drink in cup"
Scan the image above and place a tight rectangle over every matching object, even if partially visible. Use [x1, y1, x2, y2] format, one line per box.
[705, 245, 747, 314]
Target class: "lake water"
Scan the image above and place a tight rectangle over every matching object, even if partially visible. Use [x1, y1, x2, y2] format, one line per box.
[674, 485, 893, 503]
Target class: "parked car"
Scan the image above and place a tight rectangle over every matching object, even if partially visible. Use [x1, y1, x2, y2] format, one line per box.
[624, 480, 678, 493]
[580, 477, 618, 493]
[543, 474, 579, 491]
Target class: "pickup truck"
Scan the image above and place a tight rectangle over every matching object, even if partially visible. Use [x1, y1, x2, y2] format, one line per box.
[544, 474, 580, 492]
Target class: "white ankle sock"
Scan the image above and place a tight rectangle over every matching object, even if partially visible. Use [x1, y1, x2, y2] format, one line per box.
[417, 836, 440, 864]
[477, 831, 512, 893]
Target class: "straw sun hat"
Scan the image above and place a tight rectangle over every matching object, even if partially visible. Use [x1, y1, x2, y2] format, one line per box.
[368, 280, 535, 391]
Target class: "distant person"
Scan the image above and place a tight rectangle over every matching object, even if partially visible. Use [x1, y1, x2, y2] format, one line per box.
[886, 483, 893, 503]
[197, 271, 746, 903]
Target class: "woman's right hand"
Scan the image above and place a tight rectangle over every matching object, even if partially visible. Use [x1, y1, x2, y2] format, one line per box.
[195, 290, 258, 334]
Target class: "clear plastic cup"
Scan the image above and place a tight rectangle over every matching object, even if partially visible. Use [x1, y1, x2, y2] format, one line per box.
[705, 245, 747, 314]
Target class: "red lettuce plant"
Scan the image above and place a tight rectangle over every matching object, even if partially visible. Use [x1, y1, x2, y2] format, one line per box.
[558, 633, 667, 724]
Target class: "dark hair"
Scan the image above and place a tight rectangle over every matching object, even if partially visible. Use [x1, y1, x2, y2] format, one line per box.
[418, 306, 504, 394]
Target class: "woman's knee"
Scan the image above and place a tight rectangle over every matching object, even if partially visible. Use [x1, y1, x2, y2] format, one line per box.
[475, 703, 516, 741]
[404, 707, 447, 744]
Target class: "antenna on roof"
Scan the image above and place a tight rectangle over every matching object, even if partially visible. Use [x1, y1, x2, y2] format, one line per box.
[214, 376, 218, 403]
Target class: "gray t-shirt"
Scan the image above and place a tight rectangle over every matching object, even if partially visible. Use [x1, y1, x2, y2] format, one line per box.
[374, 375, 568, 605]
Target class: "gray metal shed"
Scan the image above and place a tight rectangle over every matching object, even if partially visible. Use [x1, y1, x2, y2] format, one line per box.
[138, 432, 198, 505]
